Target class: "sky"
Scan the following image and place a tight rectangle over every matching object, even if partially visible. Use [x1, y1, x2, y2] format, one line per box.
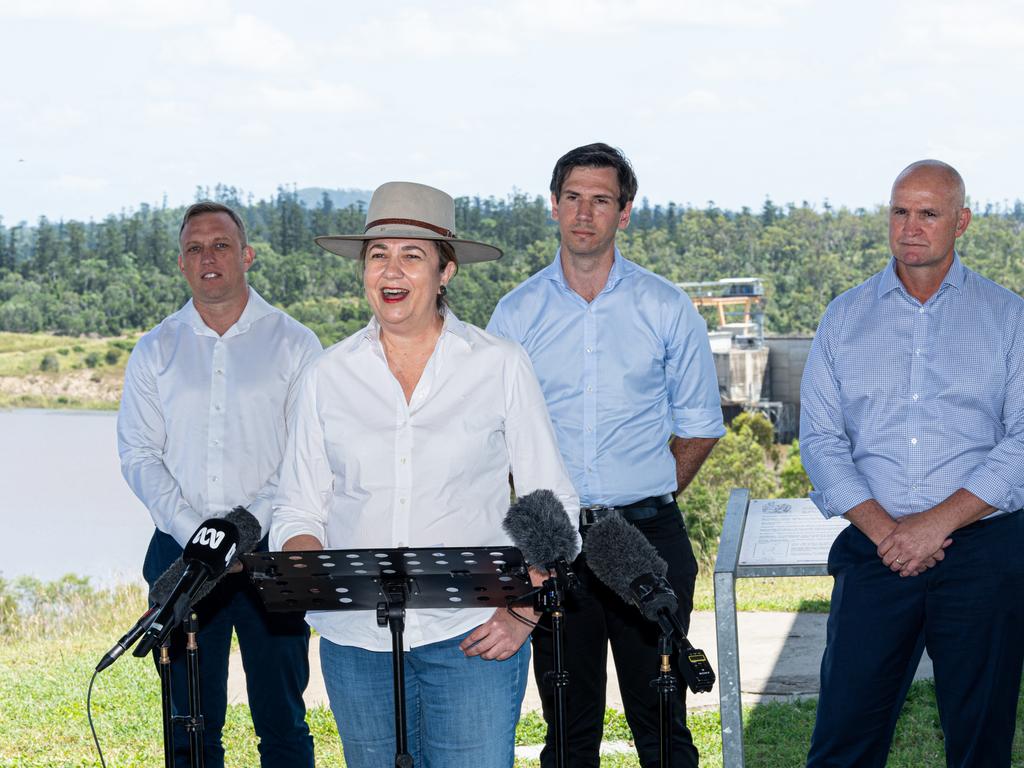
[2, 0, 1023, 225]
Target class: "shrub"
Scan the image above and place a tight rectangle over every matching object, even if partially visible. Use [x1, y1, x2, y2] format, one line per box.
[39, 353, 59, 372]
[780, 439, 813, 498]
[57, 347, 70, 356]
[679, 425, 780, 565]
[104, 347, 121, 365]
[84, 351, 101, 368]
[731, 410, 775, 451]
[0, 574, 95, 635]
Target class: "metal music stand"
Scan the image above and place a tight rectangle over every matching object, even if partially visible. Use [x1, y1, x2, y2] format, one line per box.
[242, 545, 531, 768]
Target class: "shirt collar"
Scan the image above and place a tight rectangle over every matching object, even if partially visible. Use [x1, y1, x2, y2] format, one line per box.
[360, 309, 472, 349]
[175, 286, 270, 338]
[876, 252, 965, 299]
[544, 247, 634, 295]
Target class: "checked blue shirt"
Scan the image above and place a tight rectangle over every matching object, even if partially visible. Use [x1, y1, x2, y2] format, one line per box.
[800, 253, 1024, 520]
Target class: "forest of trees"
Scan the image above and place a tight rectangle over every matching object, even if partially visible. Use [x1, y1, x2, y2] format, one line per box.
[3, 185, 1024, 346]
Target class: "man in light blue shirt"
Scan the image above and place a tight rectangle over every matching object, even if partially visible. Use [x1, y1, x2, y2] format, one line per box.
[800, 160, 1024, 767]
[488, 143, 724, 768]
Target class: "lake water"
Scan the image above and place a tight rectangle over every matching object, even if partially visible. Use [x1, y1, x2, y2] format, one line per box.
[0, 409, 153, 584]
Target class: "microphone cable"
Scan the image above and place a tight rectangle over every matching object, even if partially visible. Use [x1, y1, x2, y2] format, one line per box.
[504, 586, 544, 631]
[87, 667, 108, 768]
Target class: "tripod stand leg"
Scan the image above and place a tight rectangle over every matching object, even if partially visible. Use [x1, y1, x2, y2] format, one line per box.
[550, 609, 569, 768]
[184, 612, 205, 768]
[382, 603, 414, 768]
[654, 634, 676, 768]
[159, 642, 175, 768]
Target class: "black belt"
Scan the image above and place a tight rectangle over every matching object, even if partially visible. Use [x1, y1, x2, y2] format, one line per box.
[579, 493, 676, 528]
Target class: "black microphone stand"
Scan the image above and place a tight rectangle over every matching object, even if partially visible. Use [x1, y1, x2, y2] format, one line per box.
[652, 632, 678, 768]
[648, 617, 715, 768]
[158, 639, 175, 768]
[157, 611, 206, 768]
[527, 560, 577, 768]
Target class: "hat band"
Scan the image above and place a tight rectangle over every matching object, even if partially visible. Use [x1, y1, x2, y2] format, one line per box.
[365, 218, 456, 238]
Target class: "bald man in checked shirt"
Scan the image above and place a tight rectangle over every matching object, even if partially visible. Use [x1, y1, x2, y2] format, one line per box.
[799, 160, 1024, 767]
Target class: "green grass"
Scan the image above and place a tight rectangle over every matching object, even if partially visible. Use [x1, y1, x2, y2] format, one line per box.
[694, 573, 834, 613]
[2, 576, 1021, 766]
[0, 332, 122, 376]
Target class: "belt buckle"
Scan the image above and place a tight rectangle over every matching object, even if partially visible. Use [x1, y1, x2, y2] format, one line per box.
[580, 505, 611, 528]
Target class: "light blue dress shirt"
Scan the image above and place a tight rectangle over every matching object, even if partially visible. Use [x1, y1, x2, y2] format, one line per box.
[800, 254, 1024, 520]
[487, 249, 725, 506]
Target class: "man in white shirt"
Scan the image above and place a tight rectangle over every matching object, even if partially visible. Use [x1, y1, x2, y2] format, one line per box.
[117, 202, 321, 768]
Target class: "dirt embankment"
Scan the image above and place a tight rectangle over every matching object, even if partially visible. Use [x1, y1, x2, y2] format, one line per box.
[0, 370, 123, 407]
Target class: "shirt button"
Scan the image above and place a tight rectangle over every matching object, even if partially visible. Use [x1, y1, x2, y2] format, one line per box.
[915, 349, 921, 356]
[586, 385, 593, 392]
[400, 457, 407, 465]
[211, 439, 220, 446]
[911, 484, 919, 491]
[400, 498, 407, 504]
[215, 404, 223, 411]
[912, 393, 918, 401]
[211, 475, 218, 482]
[910, 437, 918, 446]
[918, 307, 925, 314]
[586, 426, 593, 433]
[215, 368, 224, 375]
[585, 347, 593, 354]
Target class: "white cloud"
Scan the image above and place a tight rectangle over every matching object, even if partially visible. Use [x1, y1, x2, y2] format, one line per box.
[338, 0, 808, 62]
[259, 81, 369, 114]
[515, 0, 807, 30]
[346, 6, 517, 58]
[54, 174, 110, 192]
[163, 12, 308, 73]
[669, 89, 733, 113]
[0, 0, 230, 29]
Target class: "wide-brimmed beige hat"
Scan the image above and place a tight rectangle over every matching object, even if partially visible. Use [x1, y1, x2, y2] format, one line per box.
[314, 181, 503, 264]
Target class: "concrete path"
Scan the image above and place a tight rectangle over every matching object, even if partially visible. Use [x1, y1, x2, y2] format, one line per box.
[226, 610, 934, 711]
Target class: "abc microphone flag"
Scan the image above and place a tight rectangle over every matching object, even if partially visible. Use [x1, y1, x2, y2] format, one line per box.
[132, 516, 241, 658]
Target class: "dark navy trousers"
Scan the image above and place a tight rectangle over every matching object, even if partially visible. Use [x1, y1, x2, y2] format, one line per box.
[807, 511, 1024, 768]
[143, 529, 314, 768]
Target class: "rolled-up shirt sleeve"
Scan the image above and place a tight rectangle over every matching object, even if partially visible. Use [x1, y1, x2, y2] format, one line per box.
[800, 306, 874, 519]
[666, 297, 726, 439]
[963, 307, 1024, 512]
[117, 340, 204, 547]
[271, 366, 334, 551]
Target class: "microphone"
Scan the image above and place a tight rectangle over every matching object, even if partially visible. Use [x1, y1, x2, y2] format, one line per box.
[502, 489, 580, 567]
[132, 515, 242, 658]
[584, 511, 715, 693]
[96, 508, 262, 671]
[95, 604, 160, 673]
[149, 506, 262, 606]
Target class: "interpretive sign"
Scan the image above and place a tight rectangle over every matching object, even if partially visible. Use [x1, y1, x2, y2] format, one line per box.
[715, 490, 848, 768]
[737, 498, 849, 566]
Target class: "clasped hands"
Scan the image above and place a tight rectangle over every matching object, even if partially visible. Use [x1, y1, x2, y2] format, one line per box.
[876, 513, 953, 578]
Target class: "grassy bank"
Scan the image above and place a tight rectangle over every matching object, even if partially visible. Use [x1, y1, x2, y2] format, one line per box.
[1, 576, 1019, 767]
[0, 331, 134, 410]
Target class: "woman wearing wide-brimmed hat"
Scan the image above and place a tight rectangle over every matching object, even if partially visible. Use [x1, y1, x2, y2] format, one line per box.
[270, 181, 578, 768]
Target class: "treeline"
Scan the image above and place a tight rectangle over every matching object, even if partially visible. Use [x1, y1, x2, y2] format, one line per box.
[3, 186, 1024, 344]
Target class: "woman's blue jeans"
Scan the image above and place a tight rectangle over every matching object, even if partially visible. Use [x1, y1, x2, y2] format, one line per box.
[320, 628, 530, 768]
